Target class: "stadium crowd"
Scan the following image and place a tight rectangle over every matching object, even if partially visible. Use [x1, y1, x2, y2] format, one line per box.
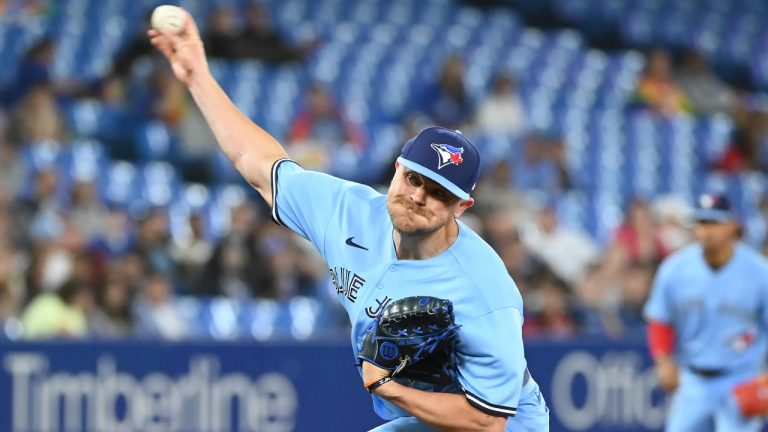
[1, 0, 768, 342]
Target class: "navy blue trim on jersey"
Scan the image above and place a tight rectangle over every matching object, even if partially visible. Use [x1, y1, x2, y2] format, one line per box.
[462, 387, 517, 417]
[270, 158, 294, 226]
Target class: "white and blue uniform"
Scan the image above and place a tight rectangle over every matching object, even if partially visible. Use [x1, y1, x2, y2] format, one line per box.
[644, 243, 768, 432]
[271, 159, 549, 431]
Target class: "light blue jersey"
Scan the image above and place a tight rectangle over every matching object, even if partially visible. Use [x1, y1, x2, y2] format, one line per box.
[644, 242, 768, 432]
[644, 243, 768, 373]
[271, 160, 548, 431]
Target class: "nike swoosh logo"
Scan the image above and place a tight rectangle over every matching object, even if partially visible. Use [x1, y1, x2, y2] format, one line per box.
[345, 237, 368, 250]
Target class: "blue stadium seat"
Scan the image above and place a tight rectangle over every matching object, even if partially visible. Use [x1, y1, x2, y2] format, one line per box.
[101, 160, 140, 208]
[244, 298, 280, 341]
[134, 120, 179, 162]
[137, 161, 180, 207]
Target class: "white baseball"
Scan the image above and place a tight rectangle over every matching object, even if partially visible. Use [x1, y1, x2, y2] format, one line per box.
[151, 5, 185, 34]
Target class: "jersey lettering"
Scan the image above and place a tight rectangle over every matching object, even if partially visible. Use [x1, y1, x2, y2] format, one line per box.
[366, 296, 392, 318]
[329, 266, 366, 303]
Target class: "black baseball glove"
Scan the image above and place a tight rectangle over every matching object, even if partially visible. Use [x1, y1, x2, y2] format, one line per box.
[358, 296, 460, 387]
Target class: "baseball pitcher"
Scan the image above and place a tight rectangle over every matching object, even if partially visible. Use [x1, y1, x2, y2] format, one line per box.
[149, 8, 549, 432]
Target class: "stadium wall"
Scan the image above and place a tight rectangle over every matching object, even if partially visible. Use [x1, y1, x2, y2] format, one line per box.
[0, 339, 668, 432]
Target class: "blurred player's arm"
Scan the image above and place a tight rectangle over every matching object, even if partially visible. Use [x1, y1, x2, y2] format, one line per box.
[364, 363, 506, 432]
[647, 320, 679, 392]
[148, 9, 288, 207]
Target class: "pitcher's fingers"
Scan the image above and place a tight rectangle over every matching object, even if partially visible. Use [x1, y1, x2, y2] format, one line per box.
[149, 35, 175, 60]
[159, 28, 187, 58]
[179, 9, 201, 39]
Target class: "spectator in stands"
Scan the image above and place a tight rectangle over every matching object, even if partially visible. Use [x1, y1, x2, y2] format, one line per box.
[203, 6, 240, 59]
[546, 135, 572, 191]
[576, 259, 654, 339]
[21, 279, 93, 339]
[652, 195, 692, 253]
[112, 251, 147, 294]
[632, 49, 691, 116]
[511, 134, 569, 195]
[110, 11, 156, 79]
[715, 100, 768, 173]
[0, 279, 16, 328]
[0, 144, 22, 200]
[521, 202, 599, 286]
[0, 237, 22, 324]
[132, 208, 176, 276]
[0, 112, 22, 194]
[70, 249, 99, 292]
[258, 223, 326, 298]
[177, 91, 218, 183]
[24, 240, 90, 303]
[676, 49, 737, 116]
[472, 160, 535, 226]
[4, 37, 94, 106]
[152, 70, 186, 126]
[10, 168, 61, 248]
[612, 198, 667, 265]
[614, 262, 653, 338]
[287, 83, 365, 177]
[2, 38, 54, 108]
[170, 212, 213, 291]
[573, 245, 626, 336]
[231, 3, 319, 62]
[478, 209, 540, 295]
[88, 206, 134, 260]
[418, 55, 474, 130]
[6, 83, 67, 148]
[195, 203, 272, 298]
[133, 272, 188, 340]
[522, 274, 577, 339]
[89, 274, 133, 338]
[68, 180, 109, 243]
[473, 72, 527, 136]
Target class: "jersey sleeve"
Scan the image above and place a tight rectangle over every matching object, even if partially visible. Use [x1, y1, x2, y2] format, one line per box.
[270, 159, 354, 255]
[456, 306, 525, 417]
[643, 259, 675, 324]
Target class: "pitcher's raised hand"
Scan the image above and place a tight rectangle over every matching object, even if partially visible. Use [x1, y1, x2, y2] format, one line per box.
[148, 8, 208, 86]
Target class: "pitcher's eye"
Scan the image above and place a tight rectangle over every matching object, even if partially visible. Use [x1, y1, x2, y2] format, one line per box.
[405, 172, 420, 186]
[432, 189, 448, 200]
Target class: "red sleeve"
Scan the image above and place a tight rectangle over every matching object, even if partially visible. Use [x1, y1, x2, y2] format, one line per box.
[647, 320, 675, 360]
[288, 112, 312, 142]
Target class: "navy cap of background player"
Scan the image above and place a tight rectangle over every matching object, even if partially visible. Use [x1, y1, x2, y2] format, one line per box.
[396, 126, 481, 200]
[692, 193, 735, 223]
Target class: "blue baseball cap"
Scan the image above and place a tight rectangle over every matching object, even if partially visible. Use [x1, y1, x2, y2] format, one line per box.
[396, 127, 481, 200]
[692, 193, 735, 223]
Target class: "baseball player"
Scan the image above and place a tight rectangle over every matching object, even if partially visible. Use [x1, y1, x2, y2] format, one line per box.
[149, 9, 549, 431]
[644, 193, 768, 432]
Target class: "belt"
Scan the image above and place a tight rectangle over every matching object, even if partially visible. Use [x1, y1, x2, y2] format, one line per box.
[688, 366, 727, 378]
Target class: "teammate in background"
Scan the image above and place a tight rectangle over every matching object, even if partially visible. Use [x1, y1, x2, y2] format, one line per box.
[148, 9, 548, 432]
[644, 193, 768, 431]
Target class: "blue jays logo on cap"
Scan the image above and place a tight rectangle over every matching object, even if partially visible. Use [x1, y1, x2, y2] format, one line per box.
[431, 143, 464, 169]
[397, 127, 481, 200]
[693, 193, 734, 223]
